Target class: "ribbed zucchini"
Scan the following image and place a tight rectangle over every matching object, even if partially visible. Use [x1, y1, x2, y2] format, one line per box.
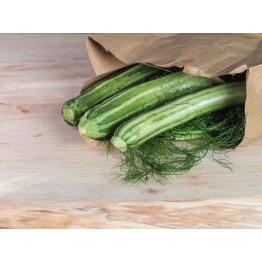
[111, 81, 246, 151]
[78, 72, 216, 139]
[62, 64, 164, 126]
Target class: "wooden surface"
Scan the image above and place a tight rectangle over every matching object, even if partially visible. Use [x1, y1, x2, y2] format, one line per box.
[0, 34, 262, 228]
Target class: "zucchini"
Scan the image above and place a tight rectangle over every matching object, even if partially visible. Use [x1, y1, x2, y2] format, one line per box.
[111, 81, 246, 151]
[62, 63, 164, 126]
[78, 72, 216, 139]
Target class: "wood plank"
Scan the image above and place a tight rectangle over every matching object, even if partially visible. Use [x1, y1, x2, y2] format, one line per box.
[0, 34, 262, 228]
[1, 198, 262, 229]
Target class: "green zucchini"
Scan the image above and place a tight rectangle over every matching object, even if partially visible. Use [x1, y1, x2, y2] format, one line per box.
[78, 72, 216, 139]
[62, 63, 164, 126]
[111, 81, 246, 151]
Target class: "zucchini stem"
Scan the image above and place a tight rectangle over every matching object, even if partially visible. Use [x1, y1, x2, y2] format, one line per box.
[111, 136, 127, 152]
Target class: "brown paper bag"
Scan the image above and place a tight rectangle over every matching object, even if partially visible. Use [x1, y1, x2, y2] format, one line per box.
[83, 34, 262, 145]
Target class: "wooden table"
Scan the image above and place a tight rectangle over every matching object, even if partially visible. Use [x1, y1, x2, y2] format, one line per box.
[0, 34, 262, 228]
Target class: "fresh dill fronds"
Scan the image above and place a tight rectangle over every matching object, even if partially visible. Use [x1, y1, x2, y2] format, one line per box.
[117, 106, 245, 184]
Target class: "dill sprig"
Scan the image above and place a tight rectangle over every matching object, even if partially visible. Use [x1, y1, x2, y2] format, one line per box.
[117, 106, 245, 184]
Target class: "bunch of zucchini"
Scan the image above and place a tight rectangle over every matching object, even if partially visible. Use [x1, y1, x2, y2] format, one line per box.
[62, 63, 246, 183]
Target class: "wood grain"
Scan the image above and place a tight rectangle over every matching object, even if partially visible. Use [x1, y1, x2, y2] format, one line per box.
[1, 198, 262, 229]
[0, 34, 262, 228]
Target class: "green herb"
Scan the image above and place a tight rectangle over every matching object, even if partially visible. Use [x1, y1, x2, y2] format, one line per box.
[116, 106, 245, 184]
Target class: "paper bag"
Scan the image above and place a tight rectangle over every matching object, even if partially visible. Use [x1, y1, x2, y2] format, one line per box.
[84, 34, 262, 145]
